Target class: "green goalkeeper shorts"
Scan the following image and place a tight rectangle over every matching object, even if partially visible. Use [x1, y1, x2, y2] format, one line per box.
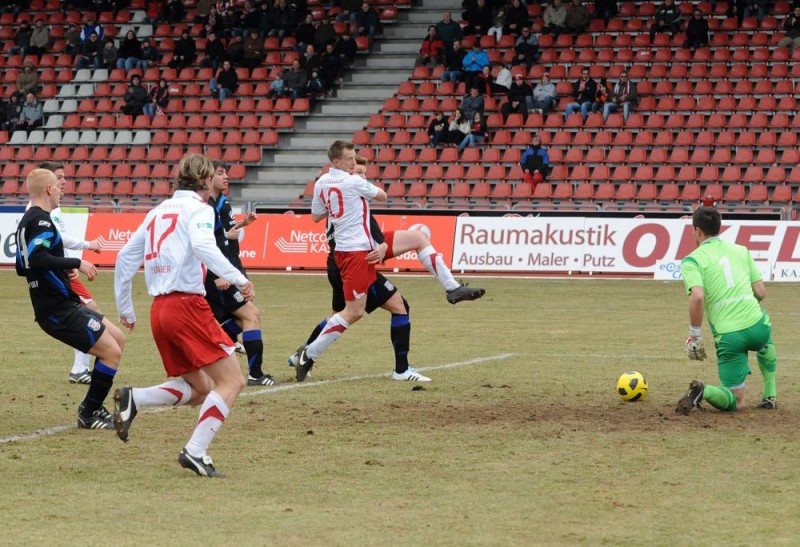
[714, 311, 773, 389]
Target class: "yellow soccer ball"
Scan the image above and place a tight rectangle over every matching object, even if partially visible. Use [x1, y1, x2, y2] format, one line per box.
[617, 371, 648, 402]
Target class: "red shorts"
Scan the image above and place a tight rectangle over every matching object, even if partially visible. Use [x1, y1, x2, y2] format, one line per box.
[150, 293, 234, 377]
[70, 278, 94, 305]
[334, 250, 376, 302]
[383, 231, 396, 260]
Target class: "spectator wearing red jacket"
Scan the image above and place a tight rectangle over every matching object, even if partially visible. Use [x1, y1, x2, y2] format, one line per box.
[414, 25, 445, 68]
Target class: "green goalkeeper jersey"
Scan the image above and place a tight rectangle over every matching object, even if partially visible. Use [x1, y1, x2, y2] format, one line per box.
[681, 237, 763, 335]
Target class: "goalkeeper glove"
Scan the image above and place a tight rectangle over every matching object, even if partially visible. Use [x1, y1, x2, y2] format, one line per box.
[685, 326, 707, 361]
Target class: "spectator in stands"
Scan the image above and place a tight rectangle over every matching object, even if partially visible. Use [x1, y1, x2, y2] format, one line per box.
[684, 8, 710, 50]
[460, 86, 485, 120]
[220, 6, 240, 38]
[490, 62, 513, 94]
[593, 0, 619, 24]
[16, 60, 40, 96]
[564, 66, 596, 121]
[463, 0, 493, 36]
[742, 0, 768, 23]
[283, 59, 309, 98]
[169, 30, 197, 70]
[334, 32, 358, 64]
[354, 1, 380, 52]
[64, 23, 81, 58]
[17, 91, 43, 132]
[300, 43, 320, 75]
[591, 77, 610, 115]
[543, 0, 568, 36]
[603, 71, 638, 122]
[476, 65, 494, 96]
[514, 26, 540, 68]
[195, 0, 214, 23]
[240, 0, 262, 31]
[458, 111, 488, 151]
[243, 28, 265, 70]
[415, 26, 445, 68]
[530, 72, 557, 113]
[225, 33, 245, 66]
[101, 38, 119, 70]
[139, 39, 160, 71]
[2, 0, 28, 16]
[161, 0, 185, 24]
[650, 0, 682, 43]
[27, 18, 50, 60]
[295, 14, 317, 51]
[428, 111, 448, 147]
[306, 68, 326, 102]
[320, 42, 342, 90]
[436, 11, 463, 51]
[487, 7, 506, 41]
[274, 0, 301, 38]
[336, 0, 362, 26]
[76, 31, 103, 70]
[505, 0, 530, 36]
[520, 134, 550, 190]
[9, 19, 33, 57]
[440, 40, 466, 83]
[462, 42, 490, 91]
[778, 6, 800, 50]
[115, 30, 142, 73]
[80, 16, 104, 42]
[501, 74, 532, 122]
[565, 0, 592, 35]
[447, 109, 471, 148]
[0, 95, 6, 131]
[314, 17, 336, 51]
[204, 5, 225, 37]
[200, 32, 226, 72]
[210, 59, 239, 102]
[122, 74, 148, 116]
[4, 92, 23, 133]
[143, 78, 170, 119]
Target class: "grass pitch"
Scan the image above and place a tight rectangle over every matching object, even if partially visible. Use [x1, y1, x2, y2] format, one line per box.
[1, 271, 800, 546]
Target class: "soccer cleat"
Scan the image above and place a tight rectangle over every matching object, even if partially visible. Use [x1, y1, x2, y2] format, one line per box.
[68, 370, 92, 384]
[77, 403, 114, 430]
[287, 344, 306, 368]
[293, 346, 315, 382]
[675, 380, 705, 415]
[247, 374, 279, 386]
[112, 386, 138, 442]
[757, 397, 777, 410]
[392, 367, 432, 382]
[234, 342, 246, 355]
[446, 283, 486, 305]
[179, 448, 225, 478]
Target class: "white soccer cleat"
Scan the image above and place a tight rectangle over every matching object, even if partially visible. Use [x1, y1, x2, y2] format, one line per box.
[392, 367, 432, 382]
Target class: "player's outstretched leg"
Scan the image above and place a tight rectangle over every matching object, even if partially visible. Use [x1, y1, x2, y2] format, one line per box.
[756, 339, 777, 409]
[112, 379, 193, 442]
[384, 295, 431, 382]
[78, 318, 125, 430]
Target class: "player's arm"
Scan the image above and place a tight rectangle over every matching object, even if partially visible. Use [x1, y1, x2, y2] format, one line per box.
[752, 280, 766, 302]
[310, 183, 328, 223]
[189, 208, 254, 298]
[354, 176, 387, 202]
[747, 252, 766, 302]
[24, 220, 83, 272]
[114, 222, 146, 329]
[685, 285, 707, 360]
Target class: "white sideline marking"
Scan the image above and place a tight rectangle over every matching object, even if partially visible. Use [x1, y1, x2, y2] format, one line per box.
[0, 353, 517, 446]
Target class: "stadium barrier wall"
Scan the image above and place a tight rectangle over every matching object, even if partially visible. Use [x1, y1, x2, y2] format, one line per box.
[3, 212, 800, 281]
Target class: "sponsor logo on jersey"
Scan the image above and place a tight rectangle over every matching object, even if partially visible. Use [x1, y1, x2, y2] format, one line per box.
[87, 318, 102, 332]
[197, 222, 213, 229]
[34, 238, 51, 248]
[38, 220, 51, 227]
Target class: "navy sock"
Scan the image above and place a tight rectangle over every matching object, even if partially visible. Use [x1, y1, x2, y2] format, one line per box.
[242, 329, 263, 377]
[390, 314, 411, 374]
[82, 360, 116, 414]
[221, 318, 243, 344]
[306, 318, 327, 345]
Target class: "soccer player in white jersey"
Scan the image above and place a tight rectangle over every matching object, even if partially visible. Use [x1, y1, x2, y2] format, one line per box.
[33, 162, 106, 384]
[290, 140, 387, 382]
[113, 154, 255, 478]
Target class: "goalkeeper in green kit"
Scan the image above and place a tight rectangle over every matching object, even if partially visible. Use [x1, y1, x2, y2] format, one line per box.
[675, 207, 778, 414]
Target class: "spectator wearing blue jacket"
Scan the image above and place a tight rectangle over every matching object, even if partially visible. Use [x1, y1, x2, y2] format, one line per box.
[80, 17, 104, 42]
[461, 43, 489, 93]
[520, 134, 550, 190]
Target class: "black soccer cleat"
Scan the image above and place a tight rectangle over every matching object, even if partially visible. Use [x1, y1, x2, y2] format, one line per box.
[68, 370, 92, 384]
[446, 283, 486, 304]
[247, 374, 280, 386]
[293, 346, 315, 382]
[113, 386, 138, 442]
[757, 397, 777, 410]
[77, 402, 114, 430]
[179, 449, 225, 478]
[675, 380, 705, 415]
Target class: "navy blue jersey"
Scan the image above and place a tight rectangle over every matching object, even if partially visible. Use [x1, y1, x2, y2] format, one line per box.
[15, 206, 82, 321]
[208, 193, 244, 273]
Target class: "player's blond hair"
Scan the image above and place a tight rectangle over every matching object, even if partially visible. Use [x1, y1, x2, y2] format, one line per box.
[175, 153, 214, 192]
[355, 155, 368, 166]
[327, 140, 355, 162]
[26, 168, 57, 197]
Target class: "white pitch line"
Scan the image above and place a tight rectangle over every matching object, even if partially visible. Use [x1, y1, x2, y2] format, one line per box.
[0, 353, 518, 446]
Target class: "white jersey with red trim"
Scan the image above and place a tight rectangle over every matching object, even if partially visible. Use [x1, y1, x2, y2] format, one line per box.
[311, 167, 380, 252]
[114, 190, 249, 323]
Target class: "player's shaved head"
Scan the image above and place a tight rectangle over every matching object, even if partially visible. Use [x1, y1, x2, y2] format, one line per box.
[26, 168, 57, 197]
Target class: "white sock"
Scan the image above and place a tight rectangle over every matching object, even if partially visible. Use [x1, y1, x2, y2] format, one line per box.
[132, 379, 192, 407]
[185, 390, 229, 457]
[307, 313, 350, 360]
[71, 350, 89, 374]
[418, 246, 460, 291]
